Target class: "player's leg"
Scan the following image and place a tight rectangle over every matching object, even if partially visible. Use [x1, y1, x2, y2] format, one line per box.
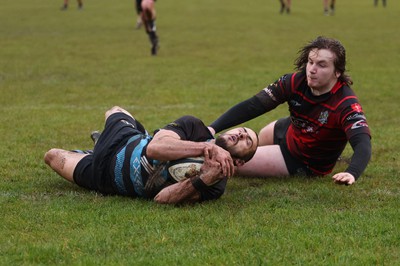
[104, 106, 148, 135]
[135, 0, 143, 29]
[279, 0, 286, 13]
[141, 0, 158, 55]
[61, 0, 69, 10]
[237, 145, 289, 177]
[258, 121, 277, 146]
[330, 0, 335, 14]
[105, 106, 134, 121]
[44, 148, 88, 182]
[94, 107, 138, 142]
[285, 0, 291, 13]
[77, 0, 83, 9]
[141, 0, 156, 24]
[323, 0, 329, 14]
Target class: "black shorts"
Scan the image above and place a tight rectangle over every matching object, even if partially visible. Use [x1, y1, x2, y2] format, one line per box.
[73, 113, 146, 195]
[274, 117, 314, 176]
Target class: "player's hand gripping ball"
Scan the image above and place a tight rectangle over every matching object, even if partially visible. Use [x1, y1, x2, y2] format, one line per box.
[167, 157, 204, 182]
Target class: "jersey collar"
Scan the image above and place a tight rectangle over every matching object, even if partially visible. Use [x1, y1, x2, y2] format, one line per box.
[330, 80, 345, 94]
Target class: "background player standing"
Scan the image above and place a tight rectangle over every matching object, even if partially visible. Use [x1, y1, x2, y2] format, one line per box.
[323, 0, 336, 15]
[137, 0, 159, 55]
[61, 0, 83, 10]
[279, 0, 292, 14]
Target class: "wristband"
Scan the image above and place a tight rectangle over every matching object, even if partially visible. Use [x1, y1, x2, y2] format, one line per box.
[191, 176, 209, 192]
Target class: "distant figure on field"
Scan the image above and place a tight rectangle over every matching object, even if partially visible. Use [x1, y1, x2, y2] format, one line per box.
[137, 0, 159, 55]
[279, 0, 292, 14]
[374, 0, 386, 7]
[135, 0, 143, 29]
[323, 0, 335, 15]
[61, 0, 83, 10]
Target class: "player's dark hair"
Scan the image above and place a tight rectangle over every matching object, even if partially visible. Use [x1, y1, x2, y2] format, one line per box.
[241, 131, 258, 162]
[215, 132, 258, 163]
[294, 36, 353, 85]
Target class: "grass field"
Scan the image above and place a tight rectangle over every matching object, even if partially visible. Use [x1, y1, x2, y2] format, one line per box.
[1, 0, 399, 265]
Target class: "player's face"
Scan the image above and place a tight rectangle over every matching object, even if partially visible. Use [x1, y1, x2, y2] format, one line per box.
[215, 127, 258, 161]
[306, 48, 340, 93]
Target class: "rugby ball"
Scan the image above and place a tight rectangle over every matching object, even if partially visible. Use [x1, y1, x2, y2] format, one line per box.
[167, 157, 204, 182]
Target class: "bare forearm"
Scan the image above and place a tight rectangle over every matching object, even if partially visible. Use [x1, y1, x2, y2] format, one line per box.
[147, 137, 209, 161]
[154, 149, 226, 204]
[154, 179, 200, 204]
[147, 129, 234, 177]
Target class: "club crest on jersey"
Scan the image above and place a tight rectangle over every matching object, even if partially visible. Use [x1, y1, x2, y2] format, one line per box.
[318, 111, 329, 125]
[351, 103, 363, 113]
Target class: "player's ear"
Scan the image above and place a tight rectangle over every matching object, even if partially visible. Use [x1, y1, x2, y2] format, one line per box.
[233, 158, 245, 167]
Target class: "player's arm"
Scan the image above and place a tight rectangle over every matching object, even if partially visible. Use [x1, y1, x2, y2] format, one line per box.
[209, 96, 267, 134]
[147, 129, 210, 161]
[332, 133, 371, 185]
[209, 81, 290, 134]
[154, 148, 226, 204]
[153, 179, 201, 204]
[147, 129, 234, 177]
[209, 74, 292, 134]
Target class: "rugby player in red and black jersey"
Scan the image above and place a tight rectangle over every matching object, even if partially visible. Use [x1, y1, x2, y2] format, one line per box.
[209, 36, 371, 185]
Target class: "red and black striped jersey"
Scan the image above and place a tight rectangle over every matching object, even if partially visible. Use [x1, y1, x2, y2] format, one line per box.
[255, 71, 371, 175]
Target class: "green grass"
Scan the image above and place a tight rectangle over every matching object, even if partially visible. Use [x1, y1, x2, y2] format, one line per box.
[1, 0, 399, 265]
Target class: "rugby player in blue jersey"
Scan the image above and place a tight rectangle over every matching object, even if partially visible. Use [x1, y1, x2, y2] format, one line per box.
[209, 36, 371, 185]
[44, 106, 258, 204]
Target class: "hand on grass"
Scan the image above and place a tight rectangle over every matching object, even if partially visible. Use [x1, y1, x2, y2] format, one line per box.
[332, 172, 355, 185]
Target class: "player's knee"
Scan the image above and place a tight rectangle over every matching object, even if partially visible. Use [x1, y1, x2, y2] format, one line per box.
[44, 148, 59, 166]
[258, 121, 276, 146]
[258, 127, 273, 146]
[105, 106, 121, 119]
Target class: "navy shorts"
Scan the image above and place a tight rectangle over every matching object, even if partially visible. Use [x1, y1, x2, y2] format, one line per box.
[274, 117, 314, 176]
[73, 113, 146, 195]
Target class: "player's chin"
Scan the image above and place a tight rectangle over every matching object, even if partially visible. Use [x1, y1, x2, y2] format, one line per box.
[307, 81, 318, 88]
